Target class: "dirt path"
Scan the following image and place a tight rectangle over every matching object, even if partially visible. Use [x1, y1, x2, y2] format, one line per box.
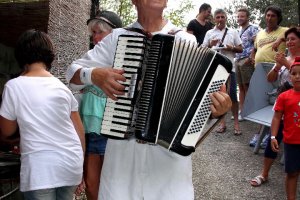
[192, 116, 288, 200]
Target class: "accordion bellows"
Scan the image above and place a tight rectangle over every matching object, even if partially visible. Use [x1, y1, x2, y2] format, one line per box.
[100, 34, 232, 156]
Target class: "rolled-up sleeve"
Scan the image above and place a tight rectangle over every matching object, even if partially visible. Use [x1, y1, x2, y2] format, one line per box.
[65, 30, 119, 87]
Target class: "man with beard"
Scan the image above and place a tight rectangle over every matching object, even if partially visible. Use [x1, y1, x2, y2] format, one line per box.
[248, 5, 288, 148]
[187, 3, 213, 45]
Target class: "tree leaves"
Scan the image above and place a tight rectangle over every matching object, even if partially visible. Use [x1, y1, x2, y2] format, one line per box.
[100, 0, 194, 28]
[225, 0, 299, 28]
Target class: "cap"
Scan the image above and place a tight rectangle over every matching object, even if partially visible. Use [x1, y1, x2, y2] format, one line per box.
[87, 10, 122, 28]
[290, 56, 300, 70]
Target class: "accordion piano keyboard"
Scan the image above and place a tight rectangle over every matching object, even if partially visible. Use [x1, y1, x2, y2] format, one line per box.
[100, 35, 147, 138]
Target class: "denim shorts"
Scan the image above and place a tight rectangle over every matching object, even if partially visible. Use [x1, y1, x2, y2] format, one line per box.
[22, 186, 76, 200]
[85, 133, 108, 155]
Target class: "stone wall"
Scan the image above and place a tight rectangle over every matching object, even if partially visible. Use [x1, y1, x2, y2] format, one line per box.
[0, 0, 91, 85]
[48, 0, 91, 83]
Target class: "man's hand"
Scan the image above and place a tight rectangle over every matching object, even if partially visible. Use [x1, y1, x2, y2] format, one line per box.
[209, 84, 232, 118]
[210, 38, 220, 47]
[271, 37, 284, 52]
[91, 68, 126, 100]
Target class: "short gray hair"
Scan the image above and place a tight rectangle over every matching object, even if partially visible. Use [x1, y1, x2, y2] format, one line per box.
[214, 9, 227, 18]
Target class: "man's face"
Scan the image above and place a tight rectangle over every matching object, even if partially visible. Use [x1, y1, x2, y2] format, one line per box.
[214, 12, 227, 28]
[237, 11, 248, 26]
[265, 10, 279, 29]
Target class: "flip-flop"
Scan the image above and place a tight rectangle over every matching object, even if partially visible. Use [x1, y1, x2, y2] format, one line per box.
[216, 126, 227, 133]
[250, 175, 267, 187]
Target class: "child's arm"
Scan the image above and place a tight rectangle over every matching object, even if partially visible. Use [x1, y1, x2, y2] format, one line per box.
[70, 111, 85, 153]
[0, 116, 18, 138]
[270, 110, 283, 152]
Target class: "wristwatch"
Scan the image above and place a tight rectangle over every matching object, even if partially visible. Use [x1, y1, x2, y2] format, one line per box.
[271, 136, 276, 140]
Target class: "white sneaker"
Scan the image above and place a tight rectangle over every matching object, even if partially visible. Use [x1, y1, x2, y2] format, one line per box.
[238, 113, 244, 121]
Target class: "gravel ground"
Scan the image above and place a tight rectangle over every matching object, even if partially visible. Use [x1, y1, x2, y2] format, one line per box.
[192, 115, 288, 200]
[75, 115, 297, 200]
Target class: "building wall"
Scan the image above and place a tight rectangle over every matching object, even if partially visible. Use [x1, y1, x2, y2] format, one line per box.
[48, 0, 91, 84]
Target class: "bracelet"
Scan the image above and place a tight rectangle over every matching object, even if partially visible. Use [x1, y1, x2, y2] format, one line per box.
[80, 67, 95, 85]
[271, 136, 276, 140]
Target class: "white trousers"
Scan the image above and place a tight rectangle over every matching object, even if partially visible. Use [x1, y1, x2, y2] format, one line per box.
[99, 139, 194, 200]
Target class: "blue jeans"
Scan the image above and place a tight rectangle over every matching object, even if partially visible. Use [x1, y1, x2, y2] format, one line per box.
[22, 186, 76, 200]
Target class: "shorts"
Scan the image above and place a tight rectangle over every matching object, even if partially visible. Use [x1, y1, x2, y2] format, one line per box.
[235, 57, 254, 85]
[228, 72, 238, 103]
[85, 133, 108, 155]
[284, 143, 300, 173]
[264, 120, 283, 159]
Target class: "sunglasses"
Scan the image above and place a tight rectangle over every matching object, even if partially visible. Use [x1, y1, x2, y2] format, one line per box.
[216, 16, 225, 19]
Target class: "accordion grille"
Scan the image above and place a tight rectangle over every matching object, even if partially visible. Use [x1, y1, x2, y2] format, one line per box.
[157, 39, 216, 144]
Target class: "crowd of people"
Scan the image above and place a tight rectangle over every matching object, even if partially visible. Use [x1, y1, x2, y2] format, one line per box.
[0, 1, 300, 200]
[187, 3, 299, 200]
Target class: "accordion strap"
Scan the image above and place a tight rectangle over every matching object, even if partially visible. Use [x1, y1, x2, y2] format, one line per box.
[219, 28, 228, 47]
[195, 115, 225, 148]
[168, 28, 182, 35]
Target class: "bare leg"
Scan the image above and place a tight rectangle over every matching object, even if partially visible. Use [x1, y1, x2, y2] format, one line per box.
[232, 101, 240, 132]
[261, 157, 275, 179]
[84, 154, 105, 200]
[286, 171, 299, 200]
[238, 85, 245, 111]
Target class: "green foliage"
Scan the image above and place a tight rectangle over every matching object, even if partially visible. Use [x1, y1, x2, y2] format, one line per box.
[100, 0, 136, 26]
[100, 0, 194, 28]
[164, 0, 194, 28]
[224, 0, 299, 28]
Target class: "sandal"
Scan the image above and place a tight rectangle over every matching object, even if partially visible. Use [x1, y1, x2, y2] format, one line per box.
[234, 129, 242, 135]
[250, 175, 267, 187]
[216, 125, 227, 133]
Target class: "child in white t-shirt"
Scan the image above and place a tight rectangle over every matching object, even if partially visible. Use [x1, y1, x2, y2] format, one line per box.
[0, 29, 85, 200]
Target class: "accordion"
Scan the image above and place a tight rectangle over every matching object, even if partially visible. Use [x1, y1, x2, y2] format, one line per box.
[100, 34, 232, 156]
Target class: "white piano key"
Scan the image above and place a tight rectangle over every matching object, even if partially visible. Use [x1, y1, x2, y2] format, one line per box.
[105, 101, 133, 110]
[116, 47, 144, 54]
[103, 115, 131, 124]
[114, 60, 141, 68]
[103, 110, 132, 118]
[101, 121, 129, 132]
[101, 128, 127, 138]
